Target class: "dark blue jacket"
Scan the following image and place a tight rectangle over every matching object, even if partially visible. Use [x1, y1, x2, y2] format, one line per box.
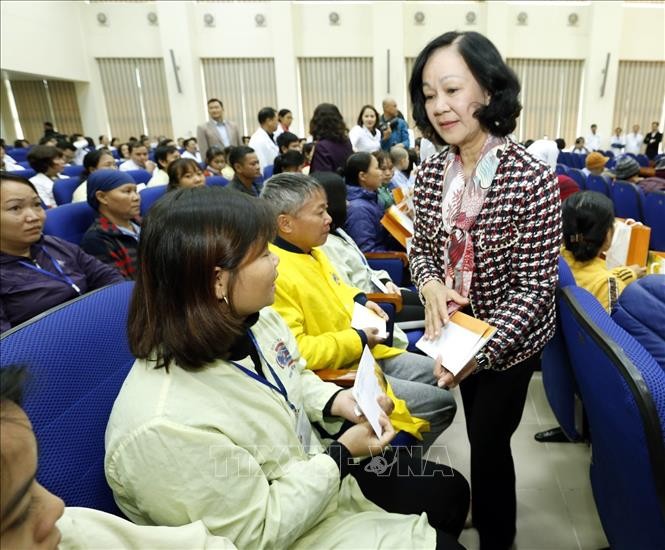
[612, 274, 665, 368]
[344, 185, 392, 253]
[380, 117, 410, 151]
[0, 235, 123, 333]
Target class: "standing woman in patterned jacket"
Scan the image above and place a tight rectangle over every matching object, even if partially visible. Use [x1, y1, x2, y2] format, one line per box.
[408, 31, 561, 550]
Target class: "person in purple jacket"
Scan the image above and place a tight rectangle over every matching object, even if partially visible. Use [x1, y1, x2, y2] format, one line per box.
[0, 172, 123, 333]
[308, 103, 353, 174]
[344, 152, 401, 252]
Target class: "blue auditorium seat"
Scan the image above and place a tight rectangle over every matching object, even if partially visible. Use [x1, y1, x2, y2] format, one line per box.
[125, 169, 151, 184]
[7, 147, 29, 163]
[636, 154, 649, 167]
[62, 165, 85, 178]
[206, 175, 229, 187]
[0, 282, 136, 516]
[567, 168, 586, 190]
[643, 190, 665, 251]
[8, 168, 36, 179]
[559, 286, 665, 549]
[611, 180, 644, 221]
[43, 201, 96, 245]
[139, 185, 167, 217]
[555, 164, 568, 176]
[53, 177, 83, 206]
[586, 174, 610, 196]
[263, 165, 274, 180]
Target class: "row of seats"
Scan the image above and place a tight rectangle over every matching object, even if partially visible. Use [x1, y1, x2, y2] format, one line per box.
[557, 151, 651, 170]
[541, 261, 665, 549]
[557, 165, 664, 250]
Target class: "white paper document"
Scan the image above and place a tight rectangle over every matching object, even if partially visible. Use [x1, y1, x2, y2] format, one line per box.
[351, 302, 388, 339]
[352, 345, 384, 437]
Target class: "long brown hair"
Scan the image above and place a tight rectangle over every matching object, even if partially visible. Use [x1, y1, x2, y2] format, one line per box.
[128, 186, 275, 371]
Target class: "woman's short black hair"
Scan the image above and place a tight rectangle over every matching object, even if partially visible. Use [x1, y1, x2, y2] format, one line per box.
[128, 186, 276, 371]
[0, 171, 40, 196]
[409, 31, 522, 144]
[273, 150, 304, 175]
[278, 109, 291, 119]
[27, 145, 63, 174]
[205, 146, 225, 165]
[80, 149, 114, 184]
[228, 146, 255, 169]
[343, 152, 373, 187]
[312, 172, 347, 230]
[309, 103, 348, 143]
[356, 105, 380, 130]
[276, 132, 299, 152]
[562, 191, 615, 262]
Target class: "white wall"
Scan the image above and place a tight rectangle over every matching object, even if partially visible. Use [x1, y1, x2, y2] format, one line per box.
[1, 0, 664, 142]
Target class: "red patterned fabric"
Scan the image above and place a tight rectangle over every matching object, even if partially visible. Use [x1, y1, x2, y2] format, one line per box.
[410, 140, 562, 370]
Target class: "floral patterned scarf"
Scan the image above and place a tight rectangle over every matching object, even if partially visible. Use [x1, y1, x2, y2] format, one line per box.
[439, 135, 506, 313]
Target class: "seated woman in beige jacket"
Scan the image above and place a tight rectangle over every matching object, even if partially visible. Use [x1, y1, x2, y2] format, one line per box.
[104, 186, 469, 550]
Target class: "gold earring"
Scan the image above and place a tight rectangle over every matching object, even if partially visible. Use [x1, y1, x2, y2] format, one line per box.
[221, 295, 229, 304]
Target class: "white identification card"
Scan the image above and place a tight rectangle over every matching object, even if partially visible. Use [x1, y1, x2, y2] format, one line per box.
[352, 346, 384, 438]
[295, 407, 312, 454]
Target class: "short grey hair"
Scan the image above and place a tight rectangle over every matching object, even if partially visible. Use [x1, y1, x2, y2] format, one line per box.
[259, 173, 323, 216]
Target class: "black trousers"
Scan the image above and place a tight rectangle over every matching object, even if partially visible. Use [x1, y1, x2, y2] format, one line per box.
[395, 289, 426, 324]
[349, 447, 470, 549]
[459, 354, 537, 550]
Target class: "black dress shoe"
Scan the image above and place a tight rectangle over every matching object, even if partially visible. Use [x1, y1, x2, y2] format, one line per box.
[534, 426, 571, 443]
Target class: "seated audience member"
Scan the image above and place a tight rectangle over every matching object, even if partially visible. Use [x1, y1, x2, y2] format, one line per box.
[371, 150, 397, 210]
[637, 157, 665, 193]
[556, 174, 580, 203]
[572, 137, 590, 155]
[561, 191, 645, 313]
[526, 139, 558, 171]
[118, 142, 131, 160]
[315, 172, 425, 333]
[104, 186, 469, 550]
[611, 275, 665, 368]
[39, 136, 58, 147]
[227, 146, 262, 197]
[147, 145, 180, 187]
[167, 158, 206, 192]
[248, 107, 279, 170]
[181, 137, 202, 163]
[309, 103, 353, 173]
[80, 170, 141, 281]
[0, 144, 23, 171]
[301, 142, 315, 174]
[379, 98, 410, 151]
[274, 108, 293, 139]
[611, 154, 665, 192]
[0, 366, 238, 550]
[98, 134, 113, 150]
[59, 141, 77, 166]
[389, 145, 414, 192]
[203, 146, 227, 179]
[13, 139, 30, 149]
[27, 145, 67, 208]
[0, 173, 122, 333]
[260, 174, 456, 449]
[349, 105, 382, 153]
[72, 149, 117, 203]
[276, 131, 302, 154]
[345, 153, 398, 252]
[583, 151, 611, 177]
[119, 142, 155, 174]
[273, 150, 304, 174]
[110, 137, 120, 149]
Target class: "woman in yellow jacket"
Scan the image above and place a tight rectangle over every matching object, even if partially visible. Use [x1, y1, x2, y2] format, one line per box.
[104, 187, 469, 550]
[562, 191, 645, 312]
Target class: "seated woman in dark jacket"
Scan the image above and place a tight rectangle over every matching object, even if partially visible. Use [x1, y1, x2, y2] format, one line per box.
[344, 152, 400, 252]
[80, 170, 141, 280]
[0, 172, 122, 333]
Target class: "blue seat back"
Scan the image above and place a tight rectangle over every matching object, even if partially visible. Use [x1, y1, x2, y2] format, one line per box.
[366, 257, 403, 286]
[567, 168, 586, 190]
[139, 185, 167, 217]
[555, 163, 568, 176]
[611, 180, 644, 221]
[43, 201, 96, 245]
[206, 175, 229, 187]
[263, 165, 274, 180]
[125, 169, 151, 184]
[8, 168, 36, 179]
[586, 174, 610, 196]
[7, 147, 29, 162]
[0, 282, 136, 516]
[637, 154, 650, 167]
[559, 286, 665, 549]
[62, 165, 84, 178]
[643, 191, 665, 251]
[53, 178, 83, 206]
[19, 161, 32, 169]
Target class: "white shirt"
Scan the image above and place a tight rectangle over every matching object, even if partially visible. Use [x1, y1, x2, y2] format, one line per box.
[348, 125, 381, 153]
[181, 150, 202, 163]
[248, 128, 279, 170]
[526, 139, 559, 170]
[147, 168, 169, 187]
[419, 138, 438, 162]
[609, 134, 626, 156]
[625, 132, 643, 155]
[2, 154, 23, 171]
[119, 159, 144, 172]
[29, 173, 60, 208]
[586, 133, 602, 151]
[212, 120, 231, 147]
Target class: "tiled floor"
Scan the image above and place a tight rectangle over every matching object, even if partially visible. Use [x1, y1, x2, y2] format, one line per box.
[429, 372, 608, 550]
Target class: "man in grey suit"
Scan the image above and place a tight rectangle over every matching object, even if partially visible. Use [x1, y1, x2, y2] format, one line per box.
[196, 98, 241, 158]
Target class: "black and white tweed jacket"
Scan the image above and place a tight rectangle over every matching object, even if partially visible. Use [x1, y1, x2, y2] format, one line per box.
[410, 140, 562, 371]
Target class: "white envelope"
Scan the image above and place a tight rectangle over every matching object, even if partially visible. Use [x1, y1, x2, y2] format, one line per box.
[351, 302, 388, 339]
[352, 345, 384, 437]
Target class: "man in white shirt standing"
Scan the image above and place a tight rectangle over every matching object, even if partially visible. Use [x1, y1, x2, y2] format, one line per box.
[586, 124, 602, 151]
[625, 124, 644, 155]
[609, 127, 626, 156]
[248, 107, 279, 171]
[181, 138, 202, 164]
[196, 98, 241, 159]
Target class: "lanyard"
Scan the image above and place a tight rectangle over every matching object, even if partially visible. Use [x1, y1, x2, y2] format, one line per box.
[230, 332, 295, 411]
[18, 246, 82, 295]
